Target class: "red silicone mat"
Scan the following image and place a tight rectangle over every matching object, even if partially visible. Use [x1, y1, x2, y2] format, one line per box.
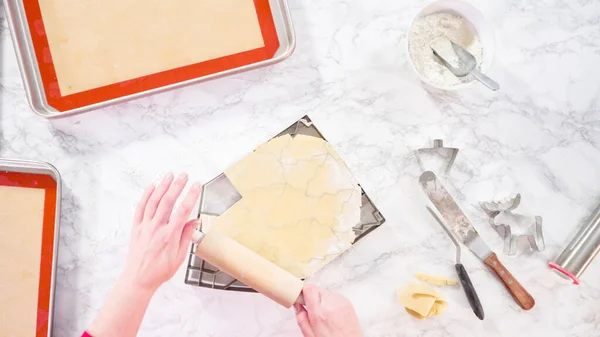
[22, 0, 280, 112]
[0, 171, 58, 337]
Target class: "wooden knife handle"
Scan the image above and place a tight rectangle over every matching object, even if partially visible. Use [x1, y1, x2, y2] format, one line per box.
[484, 253, 535, 310]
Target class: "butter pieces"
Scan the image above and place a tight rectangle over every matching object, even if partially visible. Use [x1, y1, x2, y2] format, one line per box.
[398, 282, 448, 320]
[416, 273, 458, 286]
[397, 273, 456, 319]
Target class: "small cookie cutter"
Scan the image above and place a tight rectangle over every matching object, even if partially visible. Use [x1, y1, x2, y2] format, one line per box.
[481, 194, 545, 256]
[416, 139, 459, 176]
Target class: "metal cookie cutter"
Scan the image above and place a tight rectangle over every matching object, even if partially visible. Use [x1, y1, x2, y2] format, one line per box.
[416, 139, 459, 176]
[481, 194, 544, 256]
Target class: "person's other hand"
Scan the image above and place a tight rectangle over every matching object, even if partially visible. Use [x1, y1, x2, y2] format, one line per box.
[122, 173, 202, 292]
[294, 284, 363, 337]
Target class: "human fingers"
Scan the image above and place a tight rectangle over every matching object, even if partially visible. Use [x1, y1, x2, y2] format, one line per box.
[154, 173, 188, 224]
[143, 173, 174, 221]
[294, 305, 315, 337]
[176, 219, 200, 262]
[302, 284, 323, 308]
[133, 184, 155, 225]
[169, 183, 202, 235]
[302, 284, 326, 322]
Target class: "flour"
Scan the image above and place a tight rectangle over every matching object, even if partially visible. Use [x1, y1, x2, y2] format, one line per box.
[408, 12, 484, 87]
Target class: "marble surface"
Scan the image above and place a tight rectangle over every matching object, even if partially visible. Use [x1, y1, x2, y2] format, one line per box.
[1, 0, 600, 336]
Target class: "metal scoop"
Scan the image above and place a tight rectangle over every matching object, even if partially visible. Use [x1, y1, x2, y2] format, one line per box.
[431, 40, 500, 91]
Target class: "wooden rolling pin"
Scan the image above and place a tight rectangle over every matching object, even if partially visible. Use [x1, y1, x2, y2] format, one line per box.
[192, 229, 304, 308]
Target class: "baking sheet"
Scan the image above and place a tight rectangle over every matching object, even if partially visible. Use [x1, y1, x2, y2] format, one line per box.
[3, 0, 295, 117]
[185, 116, 385, 291]
[39, 0, 269, 96]
[0, 159, 61, 337]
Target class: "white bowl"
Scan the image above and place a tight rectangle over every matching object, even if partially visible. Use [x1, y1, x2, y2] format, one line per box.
[407, 0, 495, 90]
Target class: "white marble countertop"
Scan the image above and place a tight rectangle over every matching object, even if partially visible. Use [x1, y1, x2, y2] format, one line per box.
[2, 0, 600, 336]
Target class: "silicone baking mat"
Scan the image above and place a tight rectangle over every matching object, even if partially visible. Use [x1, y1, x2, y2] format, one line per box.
[22, 0, 279, 112]
[0, 171, 58, 337]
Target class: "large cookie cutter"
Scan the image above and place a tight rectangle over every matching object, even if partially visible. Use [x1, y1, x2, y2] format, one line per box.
[416, 139, 459, 176]
[481, 194, 545, 256]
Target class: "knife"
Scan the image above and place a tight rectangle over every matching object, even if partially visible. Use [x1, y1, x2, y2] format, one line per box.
[419, 171, 535, 310]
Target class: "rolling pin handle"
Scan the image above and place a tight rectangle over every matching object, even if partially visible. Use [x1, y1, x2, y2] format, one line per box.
[295, 293, 305, 306]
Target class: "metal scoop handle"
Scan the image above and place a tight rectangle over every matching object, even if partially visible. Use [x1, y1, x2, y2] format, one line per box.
[471, 69, 500, 91]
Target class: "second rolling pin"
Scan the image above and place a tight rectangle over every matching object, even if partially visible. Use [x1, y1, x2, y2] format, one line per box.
[550, 203, 600, 284]
[192, 229, 304, 308]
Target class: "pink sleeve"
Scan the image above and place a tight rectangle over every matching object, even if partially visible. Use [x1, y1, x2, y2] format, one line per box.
[82, 332, 93, 337]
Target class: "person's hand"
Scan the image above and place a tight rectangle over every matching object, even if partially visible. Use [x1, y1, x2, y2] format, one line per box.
[122, 173, 202, 292]
[86, 174, 202, 337]
[294, 284, 363, 337]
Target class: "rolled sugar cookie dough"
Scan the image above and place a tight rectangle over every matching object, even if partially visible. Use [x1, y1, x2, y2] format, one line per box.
[208, 134, 362, 279]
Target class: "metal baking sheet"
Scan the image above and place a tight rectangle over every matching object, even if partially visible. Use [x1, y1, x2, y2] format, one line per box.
[0, 158, 61, 337]
[184, 116, 386, 291]
[3, 0, 295, 118]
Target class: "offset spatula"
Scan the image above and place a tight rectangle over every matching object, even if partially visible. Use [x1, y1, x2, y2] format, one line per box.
[419, 171, 535, 310]
[427, 207, 485, 320]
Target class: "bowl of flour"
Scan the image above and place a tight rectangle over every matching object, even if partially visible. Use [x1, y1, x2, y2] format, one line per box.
[407, 0, 494, 90]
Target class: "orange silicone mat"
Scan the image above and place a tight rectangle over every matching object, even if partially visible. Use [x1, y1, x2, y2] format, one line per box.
[0, 172, 58, 337]
[23, 0, 280, 112]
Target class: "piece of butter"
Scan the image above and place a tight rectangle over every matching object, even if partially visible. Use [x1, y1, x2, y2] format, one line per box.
[398, 282, 448, 319]
[405, 308, 427, 320]
[416, 273, 458, 286]
[428, 299, 448, 316]
[407, 299, 448, 319]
